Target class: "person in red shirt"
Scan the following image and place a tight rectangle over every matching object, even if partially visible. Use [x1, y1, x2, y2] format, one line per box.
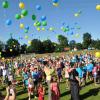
[50, 76, 60, 100]
[38, 83, 45, 100]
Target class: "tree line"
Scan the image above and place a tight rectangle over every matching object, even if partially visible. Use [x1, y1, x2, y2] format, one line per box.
[0, 33, 100, 57]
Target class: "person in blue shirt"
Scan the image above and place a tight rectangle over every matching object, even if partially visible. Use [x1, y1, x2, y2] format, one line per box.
[22, 69, 29, 89]
[31, 68, 39, 98]
[86, 61, 94, 80]
[76, 63, 84, 86]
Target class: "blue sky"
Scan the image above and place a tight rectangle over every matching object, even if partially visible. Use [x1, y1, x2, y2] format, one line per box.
[0, 0, 100, 45]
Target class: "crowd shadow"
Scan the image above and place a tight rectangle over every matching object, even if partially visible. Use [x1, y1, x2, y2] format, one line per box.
[80, 87, 100, 100]
[17, 89, 27, 96]
[61, 90, 70, 97]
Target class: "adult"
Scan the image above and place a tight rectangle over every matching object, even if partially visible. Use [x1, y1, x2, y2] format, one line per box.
[69, 63, 80, 100]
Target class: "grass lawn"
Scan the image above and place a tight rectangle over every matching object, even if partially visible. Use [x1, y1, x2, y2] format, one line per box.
[0, 78, 100, 100]
[0, 50, 100, 100]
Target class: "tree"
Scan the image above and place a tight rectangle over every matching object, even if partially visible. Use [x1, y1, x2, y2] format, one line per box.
[6, 38, 20, 56]
[75, 43, 83, 50]
[57, 35, 68, 47]
[83, 33, 92, 49]
[69, 40, 76, 50]
[42, 39, 55, 53]
[20, 44, 27, 54]
[94, 39, 100, 50]
[0, 41, 4, 51]
[30, 39, 43, 53]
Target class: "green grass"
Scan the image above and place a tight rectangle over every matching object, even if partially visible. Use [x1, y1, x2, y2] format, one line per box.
[0, 78, 100, 100]
[1, 50, 100, 100]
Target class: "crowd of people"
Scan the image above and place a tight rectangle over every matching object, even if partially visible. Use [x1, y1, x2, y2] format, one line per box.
[0, 53, 100, 100]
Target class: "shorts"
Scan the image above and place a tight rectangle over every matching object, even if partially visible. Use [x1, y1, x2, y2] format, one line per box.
[28, 87, 34, 93]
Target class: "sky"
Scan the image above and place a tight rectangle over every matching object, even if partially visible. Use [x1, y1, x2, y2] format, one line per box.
[0, 0, 100, 45]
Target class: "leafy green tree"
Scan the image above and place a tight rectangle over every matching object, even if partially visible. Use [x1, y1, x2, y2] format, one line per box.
[75, 43, 83, 50]
[57, 35, 69, 47]
[6, 38, 20, 49]
[0, 41, 4, 51]
[20, 44, 27, 54]
[42, 39, 55, 53]
[94, 39, 100, 50]
[30, 39, 43, 53]
[83, 33, 92, 49]
[69, 40, 76, 50]
[6, 38, 20, 56]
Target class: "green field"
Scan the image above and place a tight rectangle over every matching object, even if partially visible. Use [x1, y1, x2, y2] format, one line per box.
[0, 78, 100, 100]
[0, 50, 100, 100]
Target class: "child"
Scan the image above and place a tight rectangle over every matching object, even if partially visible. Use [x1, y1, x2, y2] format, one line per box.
[65, 63, 70, 89]
[28, 75, 34, 100]
[92, 64, 98, 85]
[38, 83, 45, 100]
[50, 76, 60, 100]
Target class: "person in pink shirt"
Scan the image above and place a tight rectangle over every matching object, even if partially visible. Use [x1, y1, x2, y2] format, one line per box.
[50, 76, 60, 100]
[92, 64, 98, 85]
[38, 83, 45, 100]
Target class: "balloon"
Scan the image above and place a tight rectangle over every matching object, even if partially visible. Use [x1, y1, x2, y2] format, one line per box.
[24, 29, 28, 33]
[6, 19, 12, 26]
[52, 0, 58, 3]
[19, 2, 25, 9]
[28, 40, 32, 45]
[2, 1, 9, 8]
[42, 21, 47, 26]
[61, 27, 67, 32]
[25, 26, 29, 30]
[53, 3, 59, 7]
[49, 27, 54, 31]
[41, 16, 46, 21]
[75, 33, 80, 38]
[36, 5, 41, 10]
[15, 14, 21, 20]
[20, 23, 24, 29]
[42, 27, 45, 31]
[66, 28, 69, 31]
[70, 32, 74, 35]
[25, 35, 28, 39]
[10, 49, 12, 52]
[96, 4, 100, 10]
[21, 9, 28, 16]
[37, 27, 41, 31]
[34, 22, 37, 26]
[32, 15, 36, 20]
[21, 14, 24, 18]
[95, 52, 100, 58]
[74, 13, 79, 17]
[36, 21, 41, 27]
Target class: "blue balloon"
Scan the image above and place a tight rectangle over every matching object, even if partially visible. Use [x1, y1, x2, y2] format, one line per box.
[41, 16, 46, 21]
[36, 5, 41, 10]
[25, 26, 29, 30]
[70, 32, 74, 35]
[6, 19, 12, 25]
[52, 0, 58, 3]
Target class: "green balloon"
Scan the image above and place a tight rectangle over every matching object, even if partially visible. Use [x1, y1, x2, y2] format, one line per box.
[15, 14, 21, 20]
[21, 9, 28, 16]
[63, 28, 67, 32]
[37, 22, 41, 26]
[42, 21, 47, 26]
[66, 28, 69, 31]
[2, 1, 9, 8]
[32, 15, 36, 20]
[24, 29, 28, 33]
